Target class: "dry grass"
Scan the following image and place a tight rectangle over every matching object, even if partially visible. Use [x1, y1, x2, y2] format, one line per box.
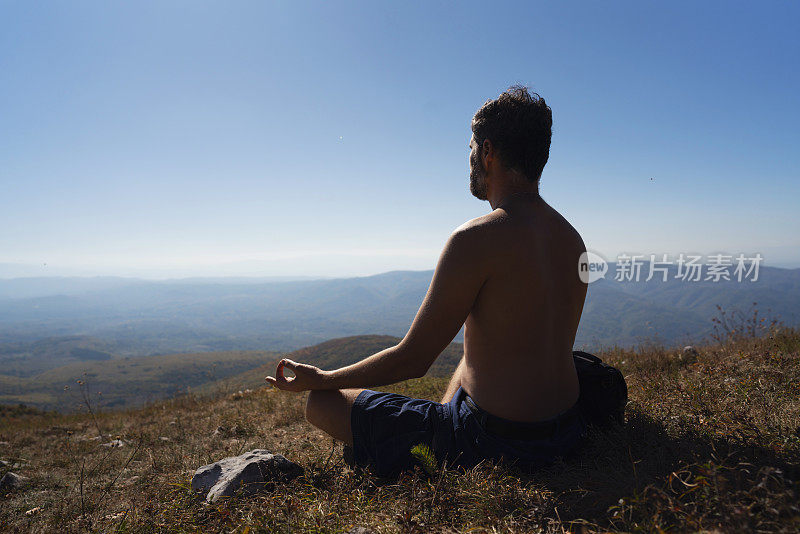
[1, 329, 798, 532]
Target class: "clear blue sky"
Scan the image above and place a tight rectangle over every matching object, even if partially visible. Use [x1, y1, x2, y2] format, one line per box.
[1, 1, 798, 278]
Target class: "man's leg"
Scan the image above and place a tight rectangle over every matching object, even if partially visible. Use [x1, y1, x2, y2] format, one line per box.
[305, 388, 364, 446]
[440, 357, 465, 403]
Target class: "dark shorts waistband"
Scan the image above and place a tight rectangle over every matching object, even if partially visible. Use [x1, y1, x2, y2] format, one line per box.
[463, 394, 581, 441]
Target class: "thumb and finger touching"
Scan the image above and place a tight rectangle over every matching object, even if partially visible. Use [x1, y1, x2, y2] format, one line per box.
[265, 359, 301, 390]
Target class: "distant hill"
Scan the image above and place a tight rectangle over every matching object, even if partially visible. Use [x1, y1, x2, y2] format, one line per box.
[578, 264, 800, 349]
[0, 335, 461, 412]
[0, 349, 280, 411]
[0, 335, 115, 377]
[203, 334, 463, 394]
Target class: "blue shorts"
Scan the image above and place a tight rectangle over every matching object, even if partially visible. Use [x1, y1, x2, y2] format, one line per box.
[350, 386, 587, 477]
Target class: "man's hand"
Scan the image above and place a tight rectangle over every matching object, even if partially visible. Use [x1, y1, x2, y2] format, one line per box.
[265, 359, 328, 392]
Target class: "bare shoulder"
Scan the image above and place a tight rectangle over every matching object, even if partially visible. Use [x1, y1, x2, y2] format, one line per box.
[454, 211, 508, 236]
[448, 213, 507, 252]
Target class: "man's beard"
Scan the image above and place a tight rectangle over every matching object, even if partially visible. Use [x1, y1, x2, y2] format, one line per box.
[469, 149, 488, 200]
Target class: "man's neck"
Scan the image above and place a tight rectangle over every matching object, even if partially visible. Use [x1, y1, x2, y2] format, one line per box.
[488, 180, 541, 210]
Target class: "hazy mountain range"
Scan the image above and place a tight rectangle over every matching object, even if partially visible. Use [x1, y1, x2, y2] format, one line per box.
[0, 265, 798, 380]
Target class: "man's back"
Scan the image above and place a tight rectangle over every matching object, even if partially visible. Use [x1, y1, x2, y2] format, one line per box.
[460, 194, 587, 422]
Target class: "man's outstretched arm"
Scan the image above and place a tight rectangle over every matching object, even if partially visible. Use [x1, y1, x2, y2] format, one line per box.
[267, 225, 488, 392]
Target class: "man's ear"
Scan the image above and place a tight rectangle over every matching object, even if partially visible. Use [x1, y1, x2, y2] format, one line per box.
[481, 139, 494, 168]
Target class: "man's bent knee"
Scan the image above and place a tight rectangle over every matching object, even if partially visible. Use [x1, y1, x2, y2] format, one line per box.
[304, 389, 328, 428]
[303, 389, 362, 445]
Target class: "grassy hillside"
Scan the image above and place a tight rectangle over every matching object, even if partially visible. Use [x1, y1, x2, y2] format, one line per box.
[204, 335, 463, 394]
[1, 329, 798, 532]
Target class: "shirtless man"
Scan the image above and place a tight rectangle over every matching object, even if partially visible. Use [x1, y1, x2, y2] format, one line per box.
[267, 86, 588, 475]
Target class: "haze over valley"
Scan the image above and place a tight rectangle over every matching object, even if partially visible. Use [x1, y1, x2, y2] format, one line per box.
[1, 265, 798, 410]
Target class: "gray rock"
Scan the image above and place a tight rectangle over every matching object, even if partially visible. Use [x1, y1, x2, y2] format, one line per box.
[681, 346, 699, 362]
[0, 472, 28, 492]
[347, 528, 376, 534]
[191, 449, 303, 502]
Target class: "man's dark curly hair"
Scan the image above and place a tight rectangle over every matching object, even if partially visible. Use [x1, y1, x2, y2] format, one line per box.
[471, 85, 552, 184]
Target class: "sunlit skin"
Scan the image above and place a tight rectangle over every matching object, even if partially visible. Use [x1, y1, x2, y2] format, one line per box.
[267, 128, 588, 446]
